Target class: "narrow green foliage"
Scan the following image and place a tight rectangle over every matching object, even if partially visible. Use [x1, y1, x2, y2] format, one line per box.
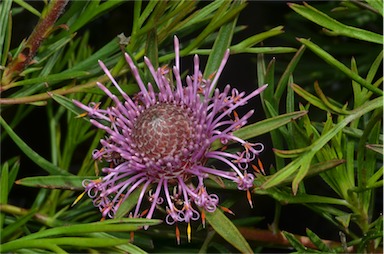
[262, 96, 383, 190]
[15, 175, 98, 190]
[282, 231, 313, 253]
[274, 44, 306, 101]
[203, 8, 237, 79]
[0, 237, 138, 253]
[289, 2, 383, 44]
[298, 38, 382, 95]
[0, 163, 9, 230]
[1, 1, 382, 253]
[0, 0, 12, 66]
[1, 208, 37, 242]
[115, 186, 146, 219]
[204, 208, 253, 254]
[305, 228, 336, 253]
[0, 116, 69, 176]
[211, 110, 308, 151]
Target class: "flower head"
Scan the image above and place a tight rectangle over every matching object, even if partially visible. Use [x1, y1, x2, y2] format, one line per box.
[74, 37, 267, 229]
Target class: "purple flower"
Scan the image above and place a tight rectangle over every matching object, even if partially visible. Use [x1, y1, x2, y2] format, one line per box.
[74, 36, 267, 233]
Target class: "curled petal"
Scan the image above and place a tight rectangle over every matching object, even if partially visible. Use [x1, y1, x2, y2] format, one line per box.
[179, 205, 200, 223]
[236, 173, 255, 190]
[165, 208, 179, 225]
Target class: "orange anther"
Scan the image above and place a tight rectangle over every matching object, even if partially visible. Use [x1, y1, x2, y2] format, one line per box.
[160, 65, 169, 74]
[140, 209, 149, 217]
[251, 164, 261, 175]
[247, 189, 253, 209]
[257, 157, 265, 175]
[233, 110, 239, 120]
[208, 71, 216, 80]
[219, 206, 235, 216]
[187, 222, 191, 243]
[76, 112, 88, 118]
[175, 225, 181, 245]
[201, 210, 206, 228]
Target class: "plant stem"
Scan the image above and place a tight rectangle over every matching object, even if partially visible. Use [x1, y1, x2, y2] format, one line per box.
[0, 74, 109, 105]
[0, 204, 66, 227]
[238, 227, 355, 252]
[1, 0, 69, 86]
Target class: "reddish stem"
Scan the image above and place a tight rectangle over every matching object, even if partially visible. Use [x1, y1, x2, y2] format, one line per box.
[238, 227, 357, 252]
[1, 0, 69, 86]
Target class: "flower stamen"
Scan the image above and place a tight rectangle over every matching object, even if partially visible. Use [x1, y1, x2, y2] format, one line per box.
[71, 191, 86, 207]
[187, 222, 192, 243]
[219, 205, 235, 215]
[247, 189, 254, 209]
[176, 224, 181, 245]
[201, 210, 206, 228]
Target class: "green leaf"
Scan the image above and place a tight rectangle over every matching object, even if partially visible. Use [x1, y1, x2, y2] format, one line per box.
[335, 214, 352, 229]
[204, 208, 253, 254]
[0, 116, 70, 176]
[275, 44, 306, 101]
[12, 70, 89, 87]
[366, 167, 383, 187]
[0, 163, 9, 230]
[313, 81, 350, 115]
[261, 97, 383, 190]
[236, 47, 297, 54]
[95, 232, 148, 254]
[7, 158, 20, 193]
[191, 47, 297, 55]
[366, 0, 383, 16]
[256, 188, 350, 207]
[366, 50, 383, 86]
[183, 1, 245, 55]
[238, 110, 308, 140]
[282, 231, 311, 253]
[297, 38, 383, 95]
[211, 110, 308, 151]
[203, 2, 238, 79]
[306, 228, 336, 253]
[67, 1, 125, 33]
[1, 208, 37, 241]
[261, 58, 275, 104]
[0, 0, 12, 65]
[13, 0, 41, 16]
[51, 93, 86, 118]
[230, 26, 285, 53]
[291, 83, 328, 111]
[145, 29, 158, 69]
[289, 2, 383, 44]
[292, 156, 311, 195]
[257, 159, 345, 188]
[15, 175, 98, 190]
[135, 1, 155, 30]
[115, 185, 146, 219]
[366, 144, 383, 154]
[18, 218, 161, 241]
[0, 237, 136, 253]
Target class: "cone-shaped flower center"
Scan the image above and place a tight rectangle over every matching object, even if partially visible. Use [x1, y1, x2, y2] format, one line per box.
[132, 103, 194, 160]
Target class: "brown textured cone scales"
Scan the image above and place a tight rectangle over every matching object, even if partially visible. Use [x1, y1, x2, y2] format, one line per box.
[132, 103, 195, 160]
